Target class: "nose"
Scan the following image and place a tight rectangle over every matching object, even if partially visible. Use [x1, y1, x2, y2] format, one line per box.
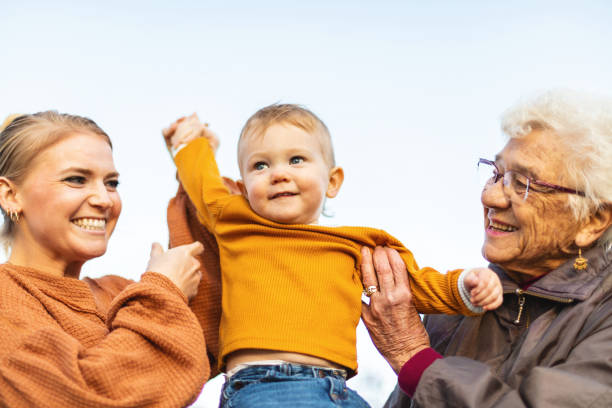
[481, 177, 511, 209]
[88, 182, 114, 209]
[270, 166, 290, 185]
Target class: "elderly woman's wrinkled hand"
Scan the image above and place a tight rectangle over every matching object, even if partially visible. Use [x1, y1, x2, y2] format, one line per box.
[360, 246, 430, 373]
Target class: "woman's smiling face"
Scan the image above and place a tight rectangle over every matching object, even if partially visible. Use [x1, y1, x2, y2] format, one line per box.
[13, 132, 121, 270]
[481, 130, 586, 279]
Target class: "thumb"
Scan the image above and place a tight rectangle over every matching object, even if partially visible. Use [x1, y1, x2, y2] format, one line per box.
[187, 241, 204, 255]
[150, 242, 164, 257]
[463, 269, 479, 291]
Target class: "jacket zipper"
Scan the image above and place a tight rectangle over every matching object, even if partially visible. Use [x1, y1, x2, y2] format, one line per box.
[514, 290, 526, 324]
[511, 288, 574, 325]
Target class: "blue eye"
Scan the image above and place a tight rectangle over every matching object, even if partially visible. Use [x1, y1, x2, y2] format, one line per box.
[254, 162, 268, 170]
[290, 156, 304, 165]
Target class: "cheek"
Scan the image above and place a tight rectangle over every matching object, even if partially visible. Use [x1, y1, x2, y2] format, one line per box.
[519, 198, 576, 252]
[111, 193, 122, 219]
[244, 179, 266, 205]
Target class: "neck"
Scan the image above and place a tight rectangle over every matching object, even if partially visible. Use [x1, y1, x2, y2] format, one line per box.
[501, 256, 571, 283]
[8, 236, 84, 279]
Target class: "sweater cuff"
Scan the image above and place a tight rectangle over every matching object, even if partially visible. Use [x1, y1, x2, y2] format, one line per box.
[141, 272, 188, 304]
[170, 143, 188, 157]
[398, 347, 442, 397]
[458, 269, 484, 314]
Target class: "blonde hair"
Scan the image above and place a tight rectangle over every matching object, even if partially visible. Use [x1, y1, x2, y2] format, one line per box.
[0, 111, 111, 246]
[500, 89, 612, 249]
[238, 103, 336, 168]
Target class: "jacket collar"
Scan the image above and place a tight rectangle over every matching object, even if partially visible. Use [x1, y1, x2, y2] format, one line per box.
[491, 246, 611, 302]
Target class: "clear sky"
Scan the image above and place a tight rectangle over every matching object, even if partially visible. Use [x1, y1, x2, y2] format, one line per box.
[2, 1, 612, 406]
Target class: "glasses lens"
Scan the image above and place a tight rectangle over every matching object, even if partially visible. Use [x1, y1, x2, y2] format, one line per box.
[505, 171, 530, 200]
[478, 160, 497, 188]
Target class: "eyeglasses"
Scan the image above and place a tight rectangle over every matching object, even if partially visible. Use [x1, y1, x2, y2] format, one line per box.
[477, 158, 585, 201]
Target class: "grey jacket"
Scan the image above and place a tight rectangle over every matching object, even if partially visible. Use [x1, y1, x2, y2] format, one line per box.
[385, 246, 612, 407]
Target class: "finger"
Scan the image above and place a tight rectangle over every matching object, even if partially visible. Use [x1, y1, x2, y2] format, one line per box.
[471, 288, 488, 304]
[384, 247, 409, 286]
[162, 119, 182, 138]
[483, 292, 503, 311]
[360, 300, 373, 322]
[471, 276, 496, 304]
[373, 246, 395, 292]
[463, 269, 478, 292]
[187, 241, 204, 255]
[150, 242, 164, 257]
[475, 288, 500, 308]
[360, 247, 378, 288]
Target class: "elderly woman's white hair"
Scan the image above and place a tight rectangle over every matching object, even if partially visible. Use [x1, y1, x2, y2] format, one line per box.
[500, 89, 612, 249]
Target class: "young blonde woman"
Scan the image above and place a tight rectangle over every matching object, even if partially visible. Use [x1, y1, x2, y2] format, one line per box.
[0, 112, 207, 407]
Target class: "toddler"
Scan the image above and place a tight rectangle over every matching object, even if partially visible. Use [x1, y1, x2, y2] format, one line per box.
[164, 105, 502, 407]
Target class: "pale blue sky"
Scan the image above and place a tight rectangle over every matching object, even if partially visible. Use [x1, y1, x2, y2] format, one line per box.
[2, 1, 612, 406]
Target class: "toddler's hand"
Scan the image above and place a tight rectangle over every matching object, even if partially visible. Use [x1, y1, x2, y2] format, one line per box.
[463, 267, 503, 311]
[162, 113, 219, 153]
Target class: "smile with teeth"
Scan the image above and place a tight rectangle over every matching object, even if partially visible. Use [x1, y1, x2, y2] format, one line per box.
[72, 218, 106, 231]
[489, 220, 518, 232]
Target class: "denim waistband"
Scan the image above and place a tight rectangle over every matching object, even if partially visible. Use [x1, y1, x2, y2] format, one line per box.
[227, 362, 347, 380]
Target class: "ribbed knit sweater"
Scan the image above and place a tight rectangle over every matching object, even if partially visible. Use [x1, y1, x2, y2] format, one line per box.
[174, 138, 473, 373]
[0, 264, 207, 407]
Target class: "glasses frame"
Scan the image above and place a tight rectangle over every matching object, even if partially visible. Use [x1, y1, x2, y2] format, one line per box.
[478, 158, 585, 200]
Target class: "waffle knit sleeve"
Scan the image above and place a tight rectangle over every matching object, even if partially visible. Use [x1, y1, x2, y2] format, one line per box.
[167, 184, 223, 379]
[0, 272, 207, 408]
[174, 137, 231, 230]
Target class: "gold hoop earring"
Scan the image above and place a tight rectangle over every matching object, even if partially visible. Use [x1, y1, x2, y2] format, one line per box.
[573, 248, 588, 270]
[8, 209, 20, 223]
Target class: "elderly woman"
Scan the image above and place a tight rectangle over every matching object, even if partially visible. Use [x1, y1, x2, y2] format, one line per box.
[362, 89, 612, 407]
[0, 112, 208, 407]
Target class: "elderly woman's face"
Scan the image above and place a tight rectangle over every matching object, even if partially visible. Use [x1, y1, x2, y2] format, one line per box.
[15, 132, 121, 266]
[481, 130, 584, 278]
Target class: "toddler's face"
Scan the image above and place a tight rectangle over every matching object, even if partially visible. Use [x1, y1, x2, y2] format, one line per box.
[238, 123, 342, 224]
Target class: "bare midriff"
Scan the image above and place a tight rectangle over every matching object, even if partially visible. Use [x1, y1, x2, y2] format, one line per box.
[225, 349, 346, 372]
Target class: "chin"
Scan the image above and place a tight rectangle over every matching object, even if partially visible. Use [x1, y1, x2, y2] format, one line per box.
[71, 243, 109, 261]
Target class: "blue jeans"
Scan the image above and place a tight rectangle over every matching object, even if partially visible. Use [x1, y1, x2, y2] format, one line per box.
[220, 363, 371, 407]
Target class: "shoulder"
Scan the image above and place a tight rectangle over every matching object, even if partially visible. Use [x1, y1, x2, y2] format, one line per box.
[83, 275, 133, 313]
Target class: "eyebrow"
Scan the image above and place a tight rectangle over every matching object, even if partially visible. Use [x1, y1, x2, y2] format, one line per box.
[493, 155, 539, 179]
[60, 167, 120, 178]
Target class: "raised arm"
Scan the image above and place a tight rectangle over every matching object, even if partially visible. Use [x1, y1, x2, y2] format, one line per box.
[163, 115, 232, 229]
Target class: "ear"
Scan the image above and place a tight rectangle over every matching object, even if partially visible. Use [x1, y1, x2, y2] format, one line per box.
[0, 177, 20, 214]
[326, 167, 344, 199]
[236, 179, 249, 199]
[221, 176, 242, 195]
[575, 205, 612, 247]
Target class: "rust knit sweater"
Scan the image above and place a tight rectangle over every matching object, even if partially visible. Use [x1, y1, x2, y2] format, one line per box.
[173, 138, 473, 373]
[0, 264, 207, 407]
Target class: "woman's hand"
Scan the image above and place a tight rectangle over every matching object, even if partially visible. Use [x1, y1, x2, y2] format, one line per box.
[361, 246, 431, 373]
[146, 242, 204, 301]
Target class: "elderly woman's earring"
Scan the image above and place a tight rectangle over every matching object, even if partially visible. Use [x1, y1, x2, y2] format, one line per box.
[573, 248, 588, 270]
[8, 209, 20, 223]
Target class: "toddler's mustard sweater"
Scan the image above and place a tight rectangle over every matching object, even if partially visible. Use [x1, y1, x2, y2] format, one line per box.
[175, 138, 472, 372]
